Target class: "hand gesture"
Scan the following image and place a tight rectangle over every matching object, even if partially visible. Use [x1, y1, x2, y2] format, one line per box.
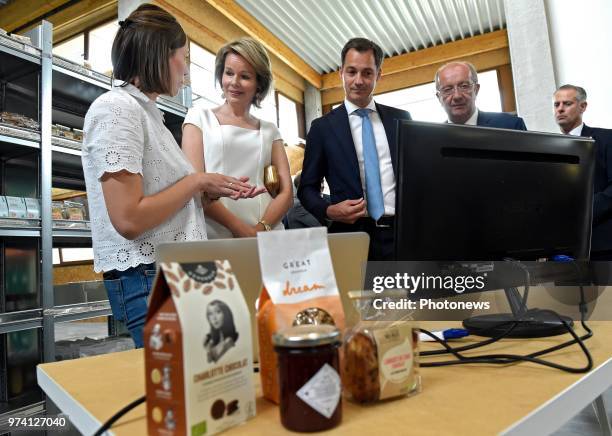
[198, 174, 254, 200]
[326, 198, 366, 224]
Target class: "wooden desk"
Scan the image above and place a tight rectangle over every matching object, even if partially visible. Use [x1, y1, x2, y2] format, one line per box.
[38, 322, 612, 435]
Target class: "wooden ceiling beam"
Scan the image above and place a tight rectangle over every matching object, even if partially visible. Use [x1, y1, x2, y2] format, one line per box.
[0, 0, 72, 32]
[155, 0, 305, 100]
[321, 47, 511, 106]
[203, 0, 322, 89]
[52, 0, 117, 43]
[321, 29, 510, 91]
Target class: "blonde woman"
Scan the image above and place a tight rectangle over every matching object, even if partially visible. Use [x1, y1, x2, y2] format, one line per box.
[182, 37, 293, 238]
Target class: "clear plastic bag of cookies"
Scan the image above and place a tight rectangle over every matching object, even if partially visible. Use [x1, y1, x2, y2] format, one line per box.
[343, 291, 421, 403]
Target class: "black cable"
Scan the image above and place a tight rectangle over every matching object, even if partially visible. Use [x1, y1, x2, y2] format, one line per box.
[418, 259, 593, 373]
[419, 319, 520, 356]
[93, 395, 146, 436]
[419, 313, 592, 372]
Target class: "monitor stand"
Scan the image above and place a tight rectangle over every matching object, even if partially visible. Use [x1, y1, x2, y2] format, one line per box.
[462, 286, 573, 338]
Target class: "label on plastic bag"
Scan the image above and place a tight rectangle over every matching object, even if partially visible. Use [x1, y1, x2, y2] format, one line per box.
[373, 324, 414, 399]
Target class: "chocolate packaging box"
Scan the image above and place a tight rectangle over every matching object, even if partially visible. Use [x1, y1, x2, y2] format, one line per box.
[144, 260, 256, 435]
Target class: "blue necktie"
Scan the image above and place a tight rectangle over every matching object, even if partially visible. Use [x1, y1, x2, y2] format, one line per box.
[356, 108, 384, 220]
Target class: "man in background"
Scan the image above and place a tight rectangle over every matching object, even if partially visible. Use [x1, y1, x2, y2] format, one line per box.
[285, 172, 324, 229]
[436, 61, 527, 130]
[553, 84, 612, 260]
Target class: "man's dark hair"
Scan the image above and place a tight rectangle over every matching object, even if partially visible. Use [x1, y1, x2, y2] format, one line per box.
[556, 84, 588, 102]
[111, 3, 186, 95]
[341, 37, 384, 70]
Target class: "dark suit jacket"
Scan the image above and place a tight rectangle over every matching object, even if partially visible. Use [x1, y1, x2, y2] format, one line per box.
[298, 103, 412, 224]
[477, 110, 527, 130]
[582, 124, 612, 252]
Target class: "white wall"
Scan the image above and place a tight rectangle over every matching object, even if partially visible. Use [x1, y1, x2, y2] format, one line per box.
[546, 0, 612, 129]
[504, 0, 558, 132]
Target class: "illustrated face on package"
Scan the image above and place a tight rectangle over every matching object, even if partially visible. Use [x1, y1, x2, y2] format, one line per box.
[144, 260, 256, 436]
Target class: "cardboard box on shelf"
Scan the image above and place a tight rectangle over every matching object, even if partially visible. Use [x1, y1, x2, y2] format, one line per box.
[23, 198, 40, 220]
[63, 201, 85, 221]
[0, 196, 9, 218]
[5, 196, 27, 219]
[52, 201, 65, 220]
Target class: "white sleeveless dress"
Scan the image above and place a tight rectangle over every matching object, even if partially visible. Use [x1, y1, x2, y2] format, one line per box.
[183, 107, 285, 239]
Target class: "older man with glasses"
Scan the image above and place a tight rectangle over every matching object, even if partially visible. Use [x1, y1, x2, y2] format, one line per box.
[435, 61, 527, 130]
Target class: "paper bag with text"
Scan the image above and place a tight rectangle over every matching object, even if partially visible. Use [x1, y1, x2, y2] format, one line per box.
[144, 260, 256, 435]
[257, 227, 345, 403]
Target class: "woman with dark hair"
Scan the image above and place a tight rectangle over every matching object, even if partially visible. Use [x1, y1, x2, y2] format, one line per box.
[82, 4, 259, 347]
[204, 300, 238, 363]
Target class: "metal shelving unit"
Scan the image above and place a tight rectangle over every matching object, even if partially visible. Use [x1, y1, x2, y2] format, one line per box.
[46, 301, 112, 323]
[0, 20, 190, 419]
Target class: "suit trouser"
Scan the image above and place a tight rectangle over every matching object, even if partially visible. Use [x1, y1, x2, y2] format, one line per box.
[330, 217, 395, 261]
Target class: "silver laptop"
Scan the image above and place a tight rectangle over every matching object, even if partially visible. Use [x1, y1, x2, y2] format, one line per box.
[156, 232, 369, 359]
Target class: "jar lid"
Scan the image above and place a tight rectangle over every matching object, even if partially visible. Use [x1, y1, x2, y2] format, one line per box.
[272, 325, 341, 348]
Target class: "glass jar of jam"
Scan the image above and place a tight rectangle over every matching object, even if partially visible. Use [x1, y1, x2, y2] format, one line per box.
[273, 324, 342, 432]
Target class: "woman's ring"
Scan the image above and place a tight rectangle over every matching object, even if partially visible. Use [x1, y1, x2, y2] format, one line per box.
[229, 182, 234, 188]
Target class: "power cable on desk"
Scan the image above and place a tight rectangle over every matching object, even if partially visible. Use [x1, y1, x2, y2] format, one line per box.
[418, 260, 593, 373]
[420, 319, 521, 357]
[418, 312, 592, 373]
[93, 395, 145, 436]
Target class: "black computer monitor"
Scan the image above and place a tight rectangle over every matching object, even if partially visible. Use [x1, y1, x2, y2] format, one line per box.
[395, 121, 595, 261]
[393, 121, 595, 337]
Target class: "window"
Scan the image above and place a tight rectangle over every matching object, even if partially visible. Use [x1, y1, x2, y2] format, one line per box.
[251, 95, 278, 125]
[190, 42, 222, 108]
[60, 248, 95, 263]
[53, 33, 85, 65]
[87, 21, 118, 74]
[277, 93, 302, 144]
[375, 70, 502, 122]
[53, 248, 95, 265]
[53, 20, 119, 74]
[52, 249, 61, 265]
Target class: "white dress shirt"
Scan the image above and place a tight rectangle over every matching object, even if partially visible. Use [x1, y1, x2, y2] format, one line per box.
[568, 123, 585, 136]
[345, 99, 395, 216]
[448, 108, 479, 126]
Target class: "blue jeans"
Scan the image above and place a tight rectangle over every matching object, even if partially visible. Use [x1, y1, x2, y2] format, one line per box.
[103, 263, 156, 348]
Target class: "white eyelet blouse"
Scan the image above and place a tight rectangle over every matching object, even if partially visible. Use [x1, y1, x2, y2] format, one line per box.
[82, 84, 207, 272]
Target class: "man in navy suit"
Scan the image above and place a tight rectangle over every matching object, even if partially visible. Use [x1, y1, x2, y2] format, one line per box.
[554, 84, 612, 260]
[435, 61, 527, 130]
[298, 38, 411, 260]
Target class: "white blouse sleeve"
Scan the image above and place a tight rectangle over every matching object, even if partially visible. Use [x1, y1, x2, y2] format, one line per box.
[183, 106, 204, 131]
[270, 123, 283, 142]
[83, 95, 145, 181]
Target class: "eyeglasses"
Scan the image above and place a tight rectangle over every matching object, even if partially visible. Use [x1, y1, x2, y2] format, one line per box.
[438, 82, 476, 97]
